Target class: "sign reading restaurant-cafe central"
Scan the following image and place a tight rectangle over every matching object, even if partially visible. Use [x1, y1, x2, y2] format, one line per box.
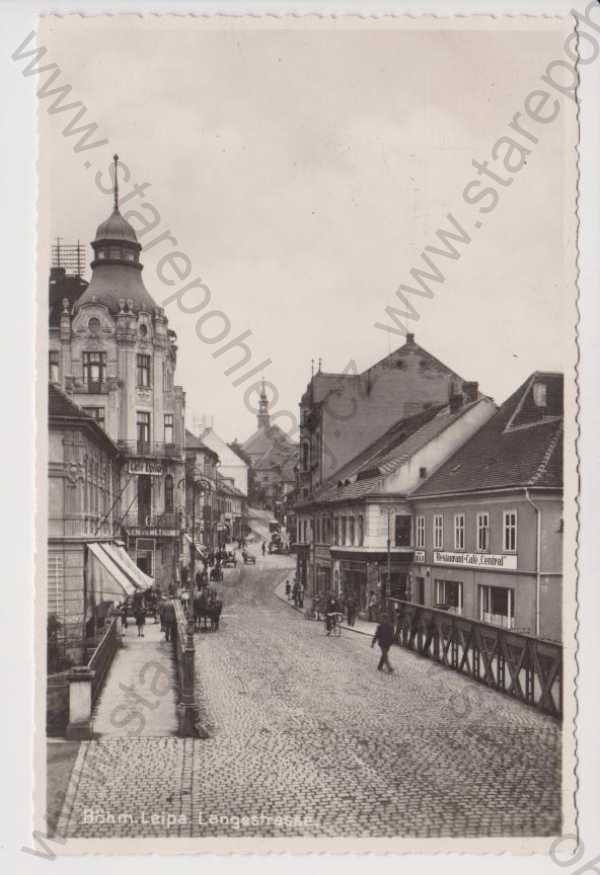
[432, 550, 518, 571]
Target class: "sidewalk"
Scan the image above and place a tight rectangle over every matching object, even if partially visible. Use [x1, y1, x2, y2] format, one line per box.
[91, 620, 178, 737]
[274, 579, 377, 638]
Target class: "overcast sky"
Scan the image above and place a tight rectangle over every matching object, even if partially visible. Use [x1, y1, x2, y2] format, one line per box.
[40, 16, 577, 444]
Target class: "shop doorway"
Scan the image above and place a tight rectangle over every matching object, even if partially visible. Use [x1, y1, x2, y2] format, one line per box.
[137, 551, 153, 576]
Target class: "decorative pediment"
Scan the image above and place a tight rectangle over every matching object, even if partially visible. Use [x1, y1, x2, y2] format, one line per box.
[72, 303, 115, 340]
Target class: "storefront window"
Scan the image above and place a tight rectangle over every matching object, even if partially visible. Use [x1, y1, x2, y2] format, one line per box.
[479, 584, 514, 629]
[434, 578, 463, 614]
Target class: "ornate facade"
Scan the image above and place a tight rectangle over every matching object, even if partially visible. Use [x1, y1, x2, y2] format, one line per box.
[49, 157, 186, 588]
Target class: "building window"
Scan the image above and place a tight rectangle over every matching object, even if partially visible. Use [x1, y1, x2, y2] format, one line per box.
[164, 413, 174, 444]
[435, 579, 463, 614]
[341, 516, 347, 545]
[415, 515, 425, 549]
[349, 517, 355, 546]
[433, 514, 443, 549]
[137, 354, 151, 388]
[503, 510, 517, 552]
[83, 407, 105, 430]
[394, 515, 411, 547]
[82, 351, 106, 390]
[454, 513, 465, 550]
[164, 474, 174, 514]
[334, 517, 339, 545]
[49, 350, 60, 383]
[479, 584, 514, 629]
[136, 410, 151, 448]
[477, 512, 489, 551]
[358, 515, 364, 547]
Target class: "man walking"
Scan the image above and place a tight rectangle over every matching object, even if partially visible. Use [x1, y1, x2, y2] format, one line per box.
[371, 616, 395, 673]
[368, 590, 377, 622]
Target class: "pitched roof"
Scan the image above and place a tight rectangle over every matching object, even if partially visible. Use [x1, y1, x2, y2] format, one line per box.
[306, 400, 487, 505]
[48, 383, 119, 454]
[413, 372, 563, 497]
[301, 334, 467, 408]
[184, 428, 219, 459]
[242, 423, 296, 458]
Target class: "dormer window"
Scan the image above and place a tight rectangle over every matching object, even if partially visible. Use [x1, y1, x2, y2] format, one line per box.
[97, 250, 106, 259]
[533, 382, 547, 407]
[124, 250, 135, 262]
[109, 246, 121, 259]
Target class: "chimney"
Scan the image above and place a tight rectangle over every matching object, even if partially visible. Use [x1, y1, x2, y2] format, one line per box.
[462, 381, 479, 403]
[405, 333, 415, 346]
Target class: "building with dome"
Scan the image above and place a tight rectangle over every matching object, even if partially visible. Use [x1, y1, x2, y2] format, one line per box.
[48, 157, 186, 590]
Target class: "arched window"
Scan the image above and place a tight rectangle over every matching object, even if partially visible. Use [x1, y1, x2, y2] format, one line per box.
[164, 474, 174, 514]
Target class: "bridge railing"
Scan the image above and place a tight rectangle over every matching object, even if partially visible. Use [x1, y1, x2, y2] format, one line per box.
[171, 600, 198, 736]
[387, 599, 562, 718]
[87, 616, 120, 706]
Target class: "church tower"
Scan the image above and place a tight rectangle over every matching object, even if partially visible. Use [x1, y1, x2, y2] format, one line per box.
[257, 378, 270, 430]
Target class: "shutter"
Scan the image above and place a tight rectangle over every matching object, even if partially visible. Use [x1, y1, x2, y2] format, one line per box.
[48, 555, 64, 617]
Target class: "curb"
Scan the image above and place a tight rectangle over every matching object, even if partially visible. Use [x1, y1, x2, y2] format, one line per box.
[273, 581, 374, 638]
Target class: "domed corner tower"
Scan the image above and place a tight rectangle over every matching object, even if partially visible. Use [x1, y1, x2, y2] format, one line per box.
[55, 155, 186, 590]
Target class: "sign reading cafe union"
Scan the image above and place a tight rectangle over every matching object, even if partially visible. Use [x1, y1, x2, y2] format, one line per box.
[128, 459, 163, 476]
[433, 550, 518, 571]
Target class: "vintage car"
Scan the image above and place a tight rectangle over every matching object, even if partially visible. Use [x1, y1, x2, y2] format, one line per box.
[242, 551, 256, 565]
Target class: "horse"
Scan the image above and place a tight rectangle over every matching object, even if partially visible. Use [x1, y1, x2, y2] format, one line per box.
[192, 591, 222, 632]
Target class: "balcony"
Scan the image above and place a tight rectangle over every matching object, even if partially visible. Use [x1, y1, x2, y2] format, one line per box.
[121, 510, 182, 537]
[117, 440, 183, 460]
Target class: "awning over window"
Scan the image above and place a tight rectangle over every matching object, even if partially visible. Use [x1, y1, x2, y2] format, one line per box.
[87, 542, 137, 603]
[103, 542, 154, 590]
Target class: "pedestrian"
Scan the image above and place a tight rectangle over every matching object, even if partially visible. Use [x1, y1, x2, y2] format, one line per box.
[325, 594, 341, 635]
[292, 580, 299, 607]
[135, 604, 145, 638]
[298, 582, 304, 609]
[371, 616, 395, 673]
[164, 600, 175, 642]
[346, 595, 356, 627]
[285, 579, 291, 600]
[368, 590, 377, 623]
[158, 598, 167, 633]
[261, 540, 266, 556]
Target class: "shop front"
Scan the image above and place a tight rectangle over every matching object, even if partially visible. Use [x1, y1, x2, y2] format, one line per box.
[333, 547, 414, 613]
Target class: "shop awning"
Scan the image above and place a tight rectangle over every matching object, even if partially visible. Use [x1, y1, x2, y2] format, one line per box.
[103, 542, 153, 590]
[87, 542, 137, 601]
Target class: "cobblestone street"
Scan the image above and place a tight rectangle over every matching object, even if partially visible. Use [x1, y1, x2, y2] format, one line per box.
[56, 557, 561, 840]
